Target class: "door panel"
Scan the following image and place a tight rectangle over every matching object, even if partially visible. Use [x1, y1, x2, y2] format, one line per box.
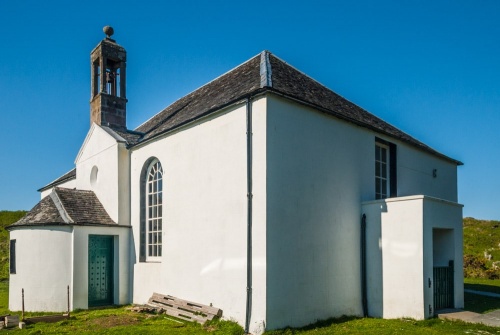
[88, 235, 113, 307]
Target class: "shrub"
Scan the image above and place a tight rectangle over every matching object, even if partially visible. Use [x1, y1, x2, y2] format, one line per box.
[464, 254, 500, 279]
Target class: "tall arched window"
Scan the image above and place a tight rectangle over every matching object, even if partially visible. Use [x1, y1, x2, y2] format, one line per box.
[145, 160, 163, 260]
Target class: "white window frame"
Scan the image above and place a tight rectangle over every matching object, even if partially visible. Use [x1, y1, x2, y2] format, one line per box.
[375, 142, 390, 199]
[146, 160, 163, 261]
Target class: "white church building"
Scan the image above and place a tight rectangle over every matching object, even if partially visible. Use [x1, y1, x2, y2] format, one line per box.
[8, 27, 464, 334]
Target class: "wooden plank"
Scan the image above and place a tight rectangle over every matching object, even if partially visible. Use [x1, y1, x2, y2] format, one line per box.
[151, 293, 222, 317]
[147, 301, 210, 323]
[5, 315, 19, 328]
[149, 299, 215, 323]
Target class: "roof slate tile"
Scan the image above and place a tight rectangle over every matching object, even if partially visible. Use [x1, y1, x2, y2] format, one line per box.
[10, 188, 116, 227]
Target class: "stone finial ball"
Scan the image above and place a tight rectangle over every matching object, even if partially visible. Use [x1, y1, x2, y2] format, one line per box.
[103, 26, 114, 37]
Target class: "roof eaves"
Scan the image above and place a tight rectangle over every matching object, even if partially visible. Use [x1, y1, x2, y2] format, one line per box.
[6, 222, 130, 230]
[37, 168, 77, 192]
[266, 87, 463, 166]
[130, 88, 268, 148]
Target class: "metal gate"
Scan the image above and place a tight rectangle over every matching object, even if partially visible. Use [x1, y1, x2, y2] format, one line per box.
[88, 235, 114, 307]
[433, 260, 454, 311]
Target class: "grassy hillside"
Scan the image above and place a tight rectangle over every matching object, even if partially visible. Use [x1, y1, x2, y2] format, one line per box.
[0, 210, 26, 280]
[463, 217, 500, 278]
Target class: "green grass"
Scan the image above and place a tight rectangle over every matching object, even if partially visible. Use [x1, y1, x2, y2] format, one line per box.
[464, 278, 500, 313]
[465, 291, 500, 314]
[465, 278, 500, 294]
[21, 310, 244, 334]
[265, 316, 500, 334]
[0, 281, 243, 334]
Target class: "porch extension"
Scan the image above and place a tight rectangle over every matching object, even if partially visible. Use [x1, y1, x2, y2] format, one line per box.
[362, 195, 464, 320]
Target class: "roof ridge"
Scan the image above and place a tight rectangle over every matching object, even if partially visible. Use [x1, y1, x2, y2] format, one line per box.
[50, 188, 74, 224]
[260, 50, 272, 88]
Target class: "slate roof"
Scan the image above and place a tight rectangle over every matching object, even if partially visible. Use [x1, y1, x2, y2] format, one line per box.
[135, 53, 263, 142]
[132, 51, 461, 165]
[114, 128, 144, 145]
[9, 187, 116, 228]
[104, 127, 144, 146]
[38, 168, 76, 192]
[39, 50, 462, 191]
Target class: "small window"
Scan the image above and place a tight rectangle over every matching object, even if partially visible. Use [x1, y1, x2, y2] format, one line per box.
[375, 138, 397, 199]
[375, 143, 389, 199]
[10, 240, 16, 274]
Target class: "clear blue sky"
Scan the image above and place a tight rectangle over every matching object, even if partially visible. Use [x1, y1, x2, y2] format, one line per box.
[1, 1, 499, 220]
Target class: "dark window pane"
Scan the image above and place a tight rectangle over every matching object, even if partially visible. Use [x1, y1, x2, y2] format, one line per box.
[9, 240, 16, 274]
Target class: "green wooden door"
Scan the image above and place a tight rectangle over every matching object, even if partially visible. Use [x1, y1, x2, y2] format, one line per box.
[88, 235, 114, 307]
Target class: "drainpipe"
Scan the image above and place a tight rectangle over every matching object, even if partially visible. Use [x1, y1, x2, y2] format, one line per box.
[244, 98, 253, 334]
[361, 214, 368, 317]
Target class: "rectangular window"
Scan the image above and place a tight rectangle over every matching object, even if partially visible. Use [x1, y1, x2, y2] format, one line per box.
[375, 143, 389, 199]
[375, 138, 397, 199]
[10, 240, 16, 274]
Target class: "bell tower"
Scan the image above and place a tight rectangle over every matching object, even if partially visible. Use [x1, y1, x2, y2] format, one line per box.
[90, 26, 127, 129]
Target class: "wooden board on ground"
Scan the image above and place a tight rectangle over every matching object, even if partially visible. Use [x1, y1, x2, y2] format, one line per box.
[147, 292, 222, 324]
[5, 315, 19, 328]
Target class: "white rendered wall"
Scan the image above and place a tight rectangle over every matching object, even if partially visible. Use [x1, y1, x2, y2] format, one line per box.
[130, 99, 268, 333]
[75, 124, 130, 225]
[265, 95, 373, 329]
[363, 197, 425, 319]
[9, 227, 73, 312]
[250, 97, 268, 334]
[72, 226, 131, 309]
[362, 196, 463, 319]
[395, 142, 458, 202]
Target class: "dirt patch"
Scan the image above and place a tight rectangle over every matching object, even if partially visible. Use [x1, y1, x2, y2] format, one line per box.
[88, 314, 141, 328]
